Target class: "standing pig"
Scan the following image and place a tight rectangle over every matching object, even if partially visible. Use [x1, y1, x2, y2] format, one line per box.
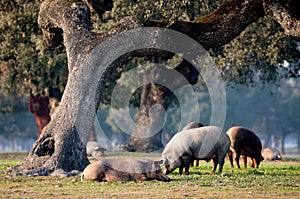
[262, 147, 282, 161]
[161, 126, 230, 175]
[226, 126, 264, 168]
[81, 158, 170, 182]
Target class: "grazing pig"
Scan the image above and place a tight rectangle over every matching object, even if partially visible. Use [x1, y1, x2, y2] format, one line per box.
[181, 122, 204, 167]
[226, 126, 264, 168]
[161, 126, 230, 175]
[81, 158, 170, 182]
[262, 147, 282, 161]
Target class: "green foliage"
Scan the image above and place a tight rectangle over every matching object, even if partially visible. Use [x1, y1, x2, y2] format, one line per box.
[215, 17, 300, 86]
[0, 0, 67, 98]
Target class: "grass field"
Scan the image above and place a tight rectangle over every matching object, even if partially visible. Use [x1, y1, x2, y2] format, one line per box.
[0, 152, 299, 198]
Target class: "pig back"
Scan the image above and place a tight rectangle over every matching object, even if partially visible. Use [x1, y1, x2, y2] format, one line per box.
[181, 122, 204, 131]
[102, 158, 156, 174]
[163, 126, 225, 160]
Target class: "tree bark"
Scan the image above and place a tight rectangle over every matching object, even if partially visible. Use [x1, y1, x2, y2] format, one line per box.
[12, 0, 300, 175]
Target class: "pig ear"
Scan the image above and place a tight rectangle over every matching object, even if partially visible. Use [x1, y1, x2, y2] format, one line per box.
[154, 160, 163, 167]
[157, 159, 166, 167]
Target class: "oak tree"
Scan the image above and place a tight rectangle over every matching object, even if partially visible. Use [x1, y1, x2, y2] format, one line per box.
[10, 0, 300, 175]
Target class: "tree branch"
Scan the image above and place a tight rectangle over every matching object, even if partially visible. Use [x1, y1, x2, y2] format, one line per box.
[38, 0, 111, 71]
[145, 0, 265, 49]
[263, 0, 300, 37]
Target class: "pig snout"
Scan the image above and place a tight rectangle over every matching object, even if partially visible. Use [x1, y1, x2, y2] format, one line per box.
[156, 170, 171, 182]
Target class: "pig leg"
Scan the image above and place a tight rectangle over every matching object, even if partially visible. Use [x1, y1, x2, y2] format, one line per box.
[235, 152, 241, 169]
[181, 156, 191, 175]
[212, 157, 219, 173]
[178, 158, 186, 175]
[242, 155, 247, 168]
[195, 160, 199, 167]
[190, 159, 199, 167]
[179, 165, 184, 175]
[252, 158, 258, 168]
[217, 155, 225, 173]
[190, 158, 195, 167]
[228, 150, 234, 168]
[184, 162, 190, 175]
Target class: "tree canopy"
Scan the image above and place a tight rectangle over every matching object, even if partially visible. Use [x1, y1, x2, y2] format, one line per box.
[1, 0, 299, 103]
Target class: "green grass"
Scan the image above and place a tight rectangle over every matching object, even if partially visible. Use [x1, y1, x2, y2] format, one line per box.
[0, 152, 299, 198]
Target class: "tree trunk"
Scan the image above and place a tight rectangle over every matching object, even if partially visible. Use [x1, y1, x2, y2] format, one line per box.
[119, 59, 199, 152]
[279, 134, 286, 154]
[119, 83, 172, 152]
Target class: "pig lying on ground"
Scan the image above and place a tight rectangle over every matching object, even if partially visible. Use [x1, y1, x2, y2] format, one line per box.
[226, 126, 264, 168]
[86, 141, 106, 159]
[181, 122, 204, 167]
[262, 147, 282, 161]
[161, 126, 230, 175]
[81, 158, 170, 182]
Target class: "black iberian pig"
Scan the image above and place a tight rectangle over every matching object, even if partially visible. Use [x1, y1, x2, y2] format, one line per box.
[226, 126, 264, 168]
